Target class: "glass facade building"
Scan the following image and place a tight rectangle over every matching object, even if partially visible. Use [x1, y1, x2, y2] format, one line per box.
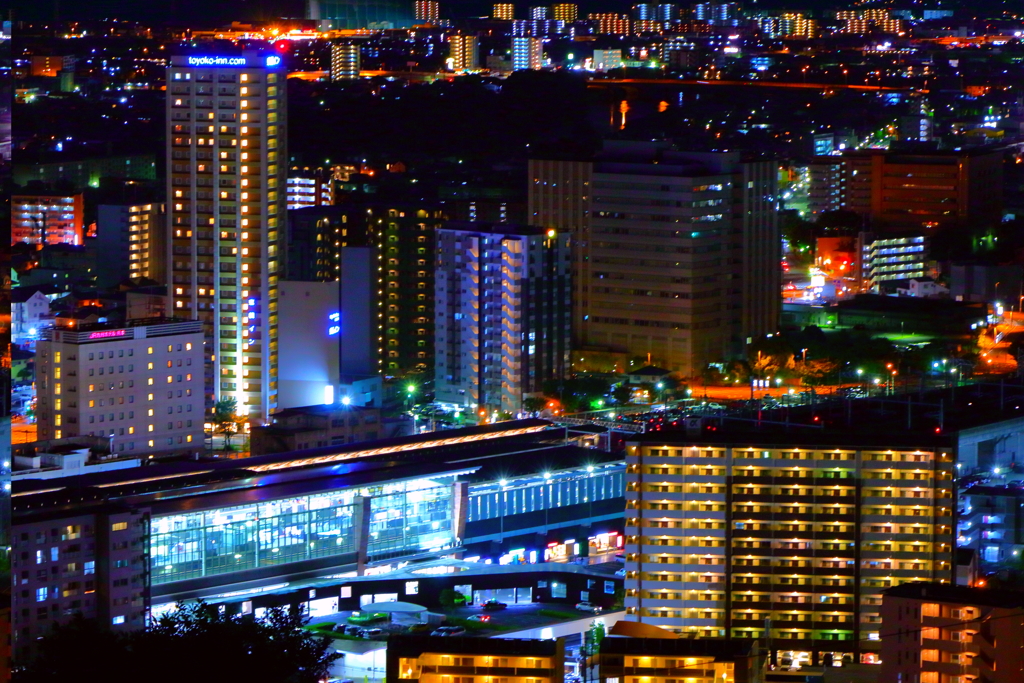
[151, 477, 455, 585]
[467, 464, 624, 522]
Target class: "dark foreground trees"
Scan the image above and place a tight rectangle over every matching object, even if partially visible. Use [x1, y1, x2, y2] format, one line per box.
[16, 601, 341, 683]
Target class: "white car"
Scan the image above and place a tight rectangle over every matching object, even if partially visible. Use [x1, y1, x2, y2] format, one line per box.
[575, 601, 601, 613]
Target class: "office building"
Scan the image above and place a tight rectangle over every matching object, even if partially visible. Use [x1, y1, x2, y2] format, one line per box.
[388, 636, 565, 683]
[330, 41, 361, 79]
[586, 636, 766, 683]
[166, 51, 287, 423]
[11, 193, 85, 246]
[493, 3, 515, 19]
[447, 34, 479, 71]
[880, 582, 1024, 683]
[511, 36, 544, 71]
[551, 3, 577, 22]
[592, 49, 623, 72]
[308, 0, 414, 29]
[838, 148, 1002, 232]
[276, 280, 341, 409]
[286, 167, 334, 209]
[434, 223, 570, 416]
[413, 0, 439, 22]
[529, 141, 779, 376]
[35, 318, 205, 459]
[589, 13, 631, 35]
[623, 431, 956, 666]
[95, 203, 167, 288]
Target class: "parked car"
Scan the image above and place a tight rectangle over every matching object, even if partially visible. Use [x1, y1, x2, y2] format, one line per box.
[431, 626, 467, 636]
[467, 614, 491, 622]
[359, 628, 383, 638]
[408, 623, 433, 633]
[575, 601, 601, 613]
[482, 600, 507, 611]
[344, 625, 362, 636]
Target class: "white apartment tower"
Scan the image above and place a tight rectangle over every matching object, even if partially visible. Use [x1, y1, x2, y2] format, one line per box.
[511, 36, 544, 71]
[434, 223, 570, 416]
[166, 52, 287, 422]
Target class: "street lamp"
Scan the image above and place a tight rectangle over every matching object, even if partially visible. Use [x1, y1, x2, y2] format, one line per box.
[655, 382, 664, 404]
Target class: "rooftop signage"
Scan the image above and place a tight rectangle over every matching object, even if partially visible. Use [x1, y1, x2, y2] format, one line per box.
[88, 329, 127, 340]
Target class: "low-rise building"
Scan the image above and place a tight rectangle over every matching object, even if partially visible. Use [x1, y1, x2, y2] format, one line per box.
[12, 436, 141, 480]
[388, 635, 565, 683]
[588, 633, 767, 683]
[250, 404, 386, 455]
[880, 582, 1024, 683]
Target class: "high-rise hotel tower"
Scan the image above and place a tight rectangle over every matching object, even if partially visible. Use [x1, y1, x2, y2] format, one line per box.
[166, 52, 287, 422]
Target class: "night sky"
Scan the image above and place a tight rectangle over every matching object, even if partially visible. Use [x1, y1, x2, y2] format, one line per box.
[10, 0, 841, 24]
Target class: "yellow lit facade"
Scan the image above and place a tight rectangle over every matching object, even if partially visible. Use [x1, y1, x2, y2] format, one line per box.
[493, 3, 515, 20]
[551, 3, 578, 22]
[623, 440, 955, 666]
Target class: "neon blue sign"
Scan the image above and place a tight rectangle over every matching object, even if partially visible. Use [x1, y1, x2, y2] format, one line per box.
[187, 56, 246, 67]
[328, 312, 340, 336]
[265, 56, 282, 67]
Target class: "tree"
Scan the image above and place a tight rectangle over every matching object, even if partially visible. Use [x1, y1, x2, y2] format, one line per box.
[213, 397, 241, 449]
[612, 384, 632, 404]
[522, 397, 547, 416]
[439, 588, 465, 611]
[18, 601, 341, 683]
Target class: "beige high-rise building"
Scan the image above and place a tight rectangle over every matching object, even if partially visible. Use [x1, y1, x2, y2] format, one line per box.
[492, 2, 515, 19]
[529, 141, 779, 376]
[166, 51, 287, 422]
[447, 34, 479, 71]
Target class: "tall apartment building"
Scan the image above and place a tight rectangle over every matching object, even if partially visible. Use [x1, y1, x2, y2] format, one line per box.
[551, 3, 577, 22]
[286, 167, 334, 209]
[880, 583, 1024, 683]
[35, 318, 205, 459]
[95, 203, 167, 287]
[511, 36, 544, 70]
[757, 13, 816, 39]
[413, 0, 439, 22]
[529, 141, 779, 376]
[447, 34, 479, 71]
[166, 51, 287, 422]
[589, 13, 632, 35]
[330, 41, 361, 79]
[530, 5, 549, 19]
[493, 2, 515, 19]
[693, 2, 739, 25]
[434, 223, 570, 415]
[11, 193, 85, 246]
[623, 432, 956, 667]
[11, 507, 150, 661]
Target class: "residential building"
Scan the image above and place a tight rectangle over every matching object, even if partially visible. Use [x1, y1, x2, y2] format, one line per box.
[957, 485, 1024, 567]
[693, 2, 739, 25]
[493, 3, 515, 20]
[388, 636, 565, 683]
[434, 222, 570, 415]
[587, 634, 767, 683]
[880, 582, 1024, 683]
[330, 41, 361, 79]
[286, 167, 334, 209]
[860, 233, 928, 290]
[551, 3, 577, 22]
[338, 247, 384, 406]
[35, 318, 205, 459]
[413, 0, 439, 23]
[529, 141, 779, 376]
[530, 5, 549, 19]
[447, 34, 479, 71]
[590, 13, 631, 35]
[756, 13, 816, 39]
[11, 193, 85, 246]
[11, 508, 150, 660]
[623, 431, 956, 666]
[511, 36, 544, 70]
[12, 154, 158, 191]
[835, 9, 902, 35]
[29, 54, 75, 77]
[166, 50, 287, 422]
[11, 288, 53, 346]
[250, 404, 384, 455]
[95, 203, 167, 288]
